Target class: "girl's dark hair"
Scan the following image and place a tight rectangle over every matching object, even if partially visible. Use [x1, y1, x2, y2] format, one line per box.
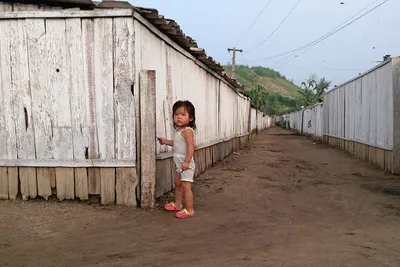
[172, 100, 196, 130]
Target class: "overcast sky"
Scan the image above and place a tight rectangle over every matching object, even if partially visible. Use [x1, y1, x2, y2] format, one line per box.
[132, 0, 399, 87]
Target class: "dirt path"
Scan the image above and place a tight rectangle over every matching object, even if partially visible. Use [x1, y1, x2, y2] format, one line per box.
[1, 127, 400, 267]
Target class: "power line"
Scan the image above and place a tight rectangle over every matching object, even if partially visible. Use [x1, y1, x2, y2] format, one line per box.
[245, 0, 302, 52]
[277, 0, 389, 67]
[246, 0, 385, 63]
[234, 0, 273, 47]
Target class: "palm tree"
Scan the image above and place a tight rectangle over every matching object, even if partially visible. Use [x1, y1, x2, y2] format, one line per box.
[298, 75, 317, 106]
[315, 77, 331, 102]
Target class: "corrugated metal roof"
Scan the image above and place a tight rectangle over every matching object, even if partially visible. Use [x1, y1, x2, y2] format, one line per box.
[0, 0, 243, 89]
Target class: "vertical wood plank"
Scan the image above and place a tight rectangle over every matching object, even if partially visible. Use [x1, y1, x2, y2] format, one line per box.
[0, 167, 8, 200]
[0, 19, 14, 200]
[113, 18, 137, 206]
[114, 17, 136, 161]
[37, 168, 52, 200]
[19, 168, 37, 200]
[376, 148, 385, 170]
[140, 70, 156, 209]
[100, 168, 116, 205]
[25, 19, 54, 200]
[94, 18, 114, 160]
[56, 168, 75, 201]
[75, 168, 89, 201]
[66, 18, 89, 200]
[156, 160, 167, 198]
[66, 18, 89, 160]
[46, 19, 75, 199]
[116, 168, 137, 206]
[82, 18, 100, 194]
[385, 150, 393, 173]
[392, 58, 400, 174]
[88, 168, 101, 194]
[10, 19, 37, 199]
[7, 168, 18, 200]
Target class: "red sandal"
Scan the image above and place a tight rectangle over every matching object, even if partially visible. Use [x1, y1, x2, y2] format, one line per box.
[176, 209, 195, 219]
[164, 202, 181, 211]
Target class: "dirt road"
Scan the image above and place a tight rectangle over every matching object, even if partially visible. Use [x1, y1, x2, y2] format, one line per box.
[1, 127, 400, 267]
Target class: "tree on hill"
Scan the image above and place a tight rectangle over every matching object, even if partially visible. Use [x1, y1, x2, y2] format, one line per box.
[240, 85, 298, 115]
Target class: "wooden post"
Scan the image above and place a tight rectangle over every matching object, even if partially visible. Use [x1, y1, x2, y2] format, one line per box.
[139, 70, 156, 208]
[392, 57, 400, 174]
[300, 109, 304, 136]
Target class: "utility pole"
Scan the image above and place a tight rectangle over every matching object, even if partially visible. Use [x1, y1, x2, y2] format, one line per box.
[227, 47, 243, 78]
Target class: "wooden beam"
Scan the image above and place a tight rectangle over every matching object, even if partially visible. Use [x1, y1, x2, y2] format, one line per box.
[139, 70, 157, 209]
[0, 159, 136, 167]
[0, 9, 133, 19]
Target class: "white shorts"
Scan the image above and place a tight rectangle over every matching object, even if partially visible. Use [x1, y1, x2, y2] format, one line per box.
[173, 154, 195, 182]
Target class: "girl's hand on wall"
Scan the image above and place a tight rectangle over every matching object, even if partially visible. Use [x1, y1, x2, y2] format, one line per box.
[158, 137, 167, 145]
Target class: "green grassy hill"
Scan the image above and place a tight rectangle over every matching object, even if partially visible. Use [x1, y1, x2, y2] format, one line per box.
[224, 65, 300, 98]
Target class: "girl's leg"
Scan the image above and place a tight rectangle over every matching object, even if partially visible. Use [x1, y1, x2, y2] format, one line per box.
[182, 181, 194, 214]
[174, 173, 183, 209]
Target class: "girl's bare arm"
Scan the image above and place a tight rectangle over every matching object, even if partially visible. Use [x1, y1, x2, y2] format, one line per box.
[158, 138, 174, 146]
[181, 129, 194, 163]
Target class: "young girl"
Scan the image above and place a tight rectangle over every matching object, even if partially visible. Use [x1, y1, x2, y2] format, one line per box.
[158, 100, 196, 219]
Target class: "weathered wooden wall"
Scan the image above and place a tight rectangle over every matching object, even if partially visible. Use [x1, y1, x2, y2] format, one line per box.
[283, 59, 399, 173]
[251, 108, 257, 132]
[132, 15, 273, 197]
[289, 109, 303, 131]
[0, 10, 138, 205]
[323, 60, 394, 172]
[287, 103, 323, 139]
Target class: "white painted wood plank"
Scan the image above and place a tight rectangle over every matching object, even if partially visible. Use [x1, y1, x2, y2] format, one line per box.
[354, 79, 362, 143]
[25, 18, 53, 159]
[10, 19, 37, 199]
[369, 72, 377, 147]
[386, 62, 394, 149]
[46, 19, 75, 199]
[93, 18, 115, 160]
[46, 19, 74, 160]
[66, 18, 89, 160]
[376, 67, 384, 148]
[113, 17, 136, 161]
[82, 18, 101, 194]
[0, 20, 11, 161]
[25, 19, 53, 199]
[113, 18, 137, 206]
[0, 9, 133, 19]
